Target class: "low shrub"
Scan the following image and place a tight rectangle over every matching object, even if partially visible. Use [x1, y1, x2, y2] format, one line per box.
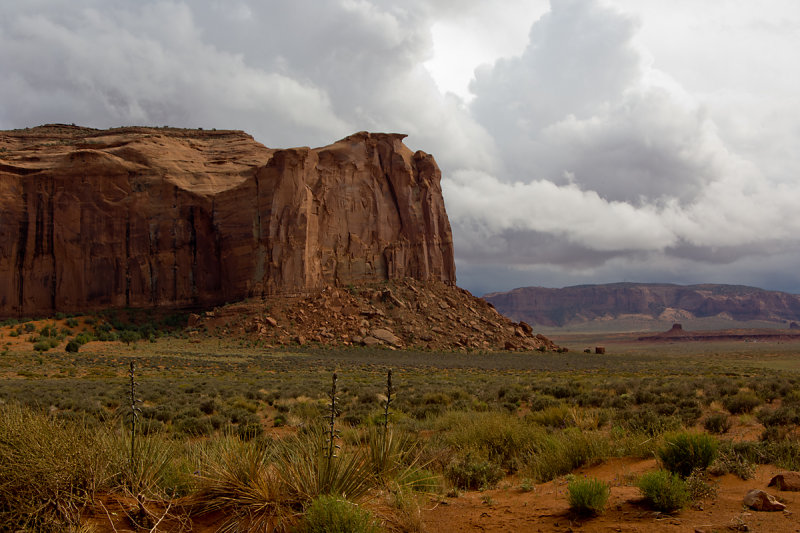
[524, 428, 613, 482]
[526, 405, 572, 428]
[638, 470, 689, 513]
[723, 392, 761, 414]
[618, 408, 680, 437]
[0, 403, 105, 531]
[703, 413, 732, 434]
[301, 495, 379, 533]
[434, 411, 538, 473]
[658, 432, 717, 478]
[175, 416, 213, 437]
[33, 340, 52, 352]
[708, 445, 756, 480]
[446, 453, 504, 490]
[567, 476, 610, 516]
[684, 468, 717, 501]
[65, 340, 80, 353]
[757, 406, 800, 428]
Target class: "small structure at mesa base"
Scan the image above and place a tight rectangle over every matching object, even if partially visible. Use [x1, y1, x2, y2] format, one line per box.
[595, 346, 605, 354]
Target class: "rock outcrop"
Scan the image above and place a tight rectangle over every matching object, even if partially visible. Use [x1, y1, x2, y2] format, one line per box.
[484, 283, 800, 327]
[0, 125, 455, 317]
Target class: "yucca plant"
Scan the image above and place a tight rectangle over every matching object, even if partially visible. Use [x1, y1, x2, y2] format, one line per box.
[188, 436, 296, 532]
[277, 427, 374, 502]
[101, 424, 178, 500]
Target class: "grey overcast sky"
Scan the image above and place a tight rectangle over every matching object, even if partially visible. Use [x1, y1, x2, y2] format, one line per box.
[2, 0, 799, 296]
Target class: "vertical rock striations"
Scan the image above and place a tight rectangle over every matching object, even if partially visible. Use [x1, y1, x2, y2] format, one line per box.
[0, 125, 455, 317]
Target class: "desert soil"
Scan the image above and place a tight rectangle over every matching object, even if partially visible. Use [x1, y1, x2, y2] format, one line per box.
[422, 459, 799, 533]
[84, 457, 799, 532]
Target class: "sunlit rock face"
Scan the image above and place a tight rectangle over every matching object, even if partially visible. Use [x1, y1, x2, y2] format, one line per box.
[0, 125, 455, 316]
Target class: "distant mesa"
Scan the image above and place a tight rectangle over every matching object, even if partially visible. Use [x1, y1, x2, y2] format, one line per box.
[483, 283, 800, 328]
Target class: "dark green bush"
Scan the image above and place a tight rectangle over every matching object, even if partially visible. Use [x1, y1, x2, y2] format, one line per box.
[301, 495, 379, 533]
[33, 341, 52, 352]
[175, 416, 213, 436]
[703, 413, 732, 434]
[446, 454, 504, 490]
[723, 392, 761, 414]
[619, 408, 680, 436]
[757, 406, 800, 427]
[658, 432, 717, 478]
[118, 329, 141, 345]
[638, 470, 689, 513]
[199, 398, 217, 415]
[567, 476, 610, 516]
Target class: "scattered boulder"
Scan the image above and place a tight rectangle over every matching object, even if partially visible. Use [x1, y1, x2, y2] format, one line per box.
[743, 489, 786, 511]
[370, 328, 402, 347]
[768, 472, 800, 491]
[361, 336, 381, 347]
[264, 317, 278, 327]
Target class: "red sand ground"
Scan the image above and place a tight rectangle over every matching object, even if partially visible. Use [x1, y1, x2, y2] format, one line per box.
[84, 458, 799, 532]
[422, 459, 799, 533]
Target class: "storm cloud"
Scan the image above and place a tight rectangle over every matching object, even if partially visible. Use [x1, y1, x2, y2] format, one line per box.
[1, 0, 798, 294]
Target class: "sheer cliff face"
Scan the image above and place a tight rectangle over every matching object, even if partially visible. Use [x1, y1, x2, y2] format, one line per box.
[0, 125, 455, 316]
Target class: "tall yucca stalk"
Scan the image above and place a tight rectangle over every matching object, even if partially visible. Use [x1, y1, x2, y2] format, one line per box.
[128, 360, 142, 483]
[383, 369, 393, 434]
[326, 372, 340, 463]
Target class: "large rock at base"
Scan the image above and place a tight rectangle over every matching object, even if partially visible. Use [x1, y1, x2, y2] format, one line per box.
[768, 472, 800, 491]
[369, 328, 401, 347]
[0, 125, 455, 317]
[743, 489, 786, 511]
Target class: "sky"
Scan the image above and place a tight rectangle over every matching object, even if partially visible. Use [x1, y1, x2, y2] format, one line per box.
[1, 0, 799, 296]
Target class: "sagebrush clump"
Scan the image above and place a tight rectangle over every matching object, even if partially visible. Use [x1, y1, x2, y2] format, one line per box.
[567, 476, 610, 516]
[638, 470, 689, 513]
[658, 432, 718, 478]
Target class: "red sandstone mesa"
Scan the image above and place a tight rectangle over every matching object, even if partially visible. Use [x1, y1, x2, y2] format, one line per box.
[0, 125, 455, 317]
